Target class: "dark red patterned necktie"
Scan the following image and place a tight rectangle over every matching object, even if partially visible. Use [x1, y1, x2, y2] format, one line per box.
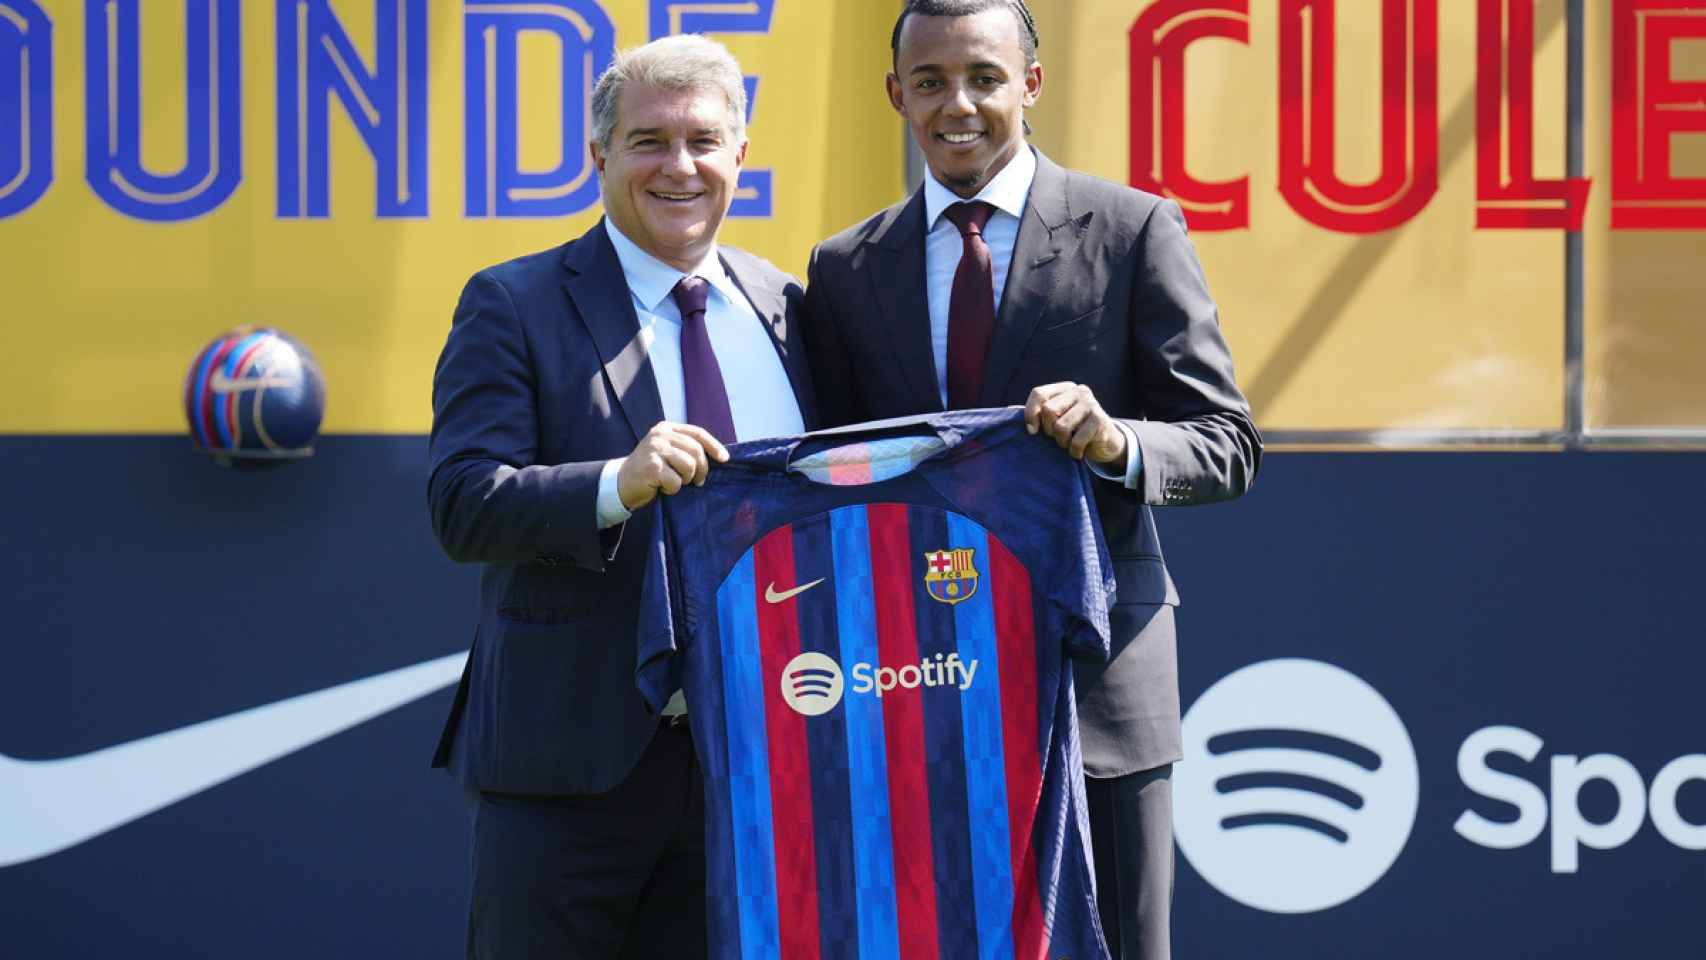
[671, 276, 736, 443]
[943, 201, 997, 409]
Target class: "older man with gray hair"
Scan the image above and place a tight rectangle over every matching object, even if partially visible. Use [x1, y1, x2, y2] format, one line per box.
[428, 34, 815, 958]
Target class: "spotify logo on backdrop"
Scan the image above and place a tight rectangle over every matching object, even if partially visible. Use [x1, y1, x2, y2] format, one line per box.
[1174, 659, 1420, 914]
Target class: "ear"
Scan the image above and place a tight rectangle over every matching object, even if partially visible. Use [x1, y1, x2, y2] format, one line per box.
[1023, 61, 1043, 108]
[735, 137, 748, 168]
[589, 140, 606, 176]
[886, 73, 907, 117]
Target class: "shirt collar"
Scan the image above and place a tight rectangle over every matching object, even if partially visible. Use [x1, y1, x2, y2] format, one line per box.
[923, 143, 1037, 231]
[602, 218, 739, 316]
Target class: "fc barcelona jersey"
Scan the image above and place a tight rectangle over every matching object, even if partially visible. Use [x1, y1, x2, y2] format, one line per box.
[637, 409, 1115, 960]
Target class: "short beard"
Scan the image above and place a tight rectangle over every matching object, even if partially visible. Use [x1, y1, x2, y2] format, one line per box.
[942, 170, 986, 193]
[936, 139, 1023, 196]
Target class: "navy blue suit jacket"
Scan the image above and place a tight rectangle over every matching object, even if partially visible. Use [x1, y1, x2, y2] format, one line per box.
[429, 220, 816, 795]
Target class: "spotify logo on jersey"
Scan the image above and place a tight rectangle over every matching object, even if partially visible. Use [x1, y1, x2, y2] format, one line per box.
[779, 652, 844, 716]
[778, 652, 980, 717]
[1173, 658, 1420, 914]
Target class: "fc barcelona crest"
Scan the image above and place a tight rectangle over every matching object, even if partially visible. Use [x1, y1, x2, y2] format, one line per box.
[924, 548, 979, 605]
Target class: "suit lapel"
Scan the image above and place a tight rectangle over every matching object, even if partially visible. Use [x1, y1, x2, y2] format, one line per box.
[720, 251, 819, 428]
[562, 220, 665, 442]
[864, 191, 945, 412]
[980, 150, 1084, 406]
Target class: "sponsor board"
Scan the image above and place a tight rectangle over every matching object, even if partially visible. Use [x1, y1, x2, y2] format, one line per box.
[1179, 659, 1706, 916]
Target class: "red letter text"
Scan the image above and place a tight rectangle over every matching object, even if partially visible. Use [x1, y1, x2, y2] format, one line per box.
[1279, 0, 1440, 233]
[1130, 0, 1252, 230]
[1476, 0, 1591, 229]
[1612, 0, 1706, 229]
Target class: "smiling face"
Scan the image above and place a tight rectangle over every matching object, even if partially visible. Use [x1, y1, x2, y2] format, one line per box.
[888, 8, 1042, 199]
[590, 82, 747, 271]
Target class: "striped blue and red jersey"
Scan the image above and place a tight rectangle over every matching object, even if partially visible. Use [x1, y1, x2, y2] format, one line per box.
[638, 409, 1115, 960]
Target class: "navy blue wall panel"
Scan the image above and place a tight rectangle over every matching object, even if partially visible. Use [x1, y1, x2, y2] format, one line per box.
[0, 437, 475, 958]
[1161, 452, 1706, 959]
[1, 441, 1701, 957]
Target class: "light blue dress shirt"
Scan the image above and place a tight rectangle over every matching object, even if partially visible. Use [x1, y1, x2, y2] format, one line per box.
[921, 146, 1142, 488]
[594, 220, 805, 530]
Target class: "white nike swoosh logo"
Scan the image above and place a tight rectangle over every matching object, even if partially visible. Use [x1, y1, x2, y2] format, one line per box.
[0, 652, 466, 869]
[207, 369, 296, 394]
[765, 578, 825, 604]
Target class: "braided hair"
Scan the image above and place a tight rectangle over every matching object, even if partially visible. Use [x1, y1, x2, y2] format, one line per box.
[891, 0, 1040, 69]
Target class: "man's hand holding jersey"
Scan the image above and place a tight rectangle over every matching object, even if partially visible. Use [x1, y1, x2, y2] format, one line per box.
[1024, 382, 1129, 466]
[617, 422, 730, 510]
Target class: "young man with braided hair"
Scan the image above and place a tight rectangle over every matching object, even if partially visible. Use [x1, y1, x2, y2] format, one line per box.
[803, 3, 1261, 956]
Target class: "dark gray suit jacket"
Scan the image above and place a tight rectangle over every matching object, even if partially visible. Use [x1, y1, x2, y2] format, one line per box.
[803, 149, 1259, 776]
[428, 219, 816, 795]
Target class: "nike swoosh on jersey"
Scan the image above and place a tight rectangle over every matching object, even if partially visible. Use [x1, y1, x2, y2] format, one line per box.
[0, 652, 466, 870]
[207, 369, 297, 394]
[764, 578, 825, 604]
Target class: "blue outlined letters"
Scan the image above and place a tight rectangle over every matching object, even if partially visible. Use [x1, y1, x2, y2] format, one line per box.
[85, 1, 242, 222]
[0, 1, 52, 218]
[463, 0, 613, 218]
[0, 1, 788, 223]
[276, 0, 428, 218]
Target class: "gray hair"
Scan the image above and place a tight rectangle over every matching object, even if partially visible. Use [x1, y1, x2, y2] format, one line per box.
[590, 35, 748, 151]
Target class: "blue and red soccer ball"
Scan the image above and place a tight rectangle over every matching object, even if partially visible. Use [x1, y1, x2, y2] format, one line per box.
[183, 326, 326, 464]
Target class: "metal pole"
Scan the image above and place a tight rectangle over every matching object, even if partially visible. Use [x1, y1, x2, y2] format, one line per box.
[904, 131, 926, 194]
[1564, 0, 1586, 448]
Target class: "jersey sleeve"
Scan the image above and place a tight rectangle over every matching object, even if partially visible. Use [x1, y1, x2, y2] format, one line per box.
[982, 428, 1116, 661]
[1056, 463, 1116, 662]
[634, 502, 684, 715]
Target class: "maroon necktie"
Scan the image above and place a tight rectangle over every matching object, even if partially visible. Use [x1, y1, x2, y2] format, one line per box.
[943, 201, 997, 409]
[670, 276, 737, 443]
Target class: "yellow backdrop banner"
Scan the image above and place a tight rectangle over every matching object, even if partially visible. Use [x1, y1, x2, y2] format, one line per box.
[1030, 0, 1705, 435]
[6, 1, 1704, 436]
[0, 0, 901, 432]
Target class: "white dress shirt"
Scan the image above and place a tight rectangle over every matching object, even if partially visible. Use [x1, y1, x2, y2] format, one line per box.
[921, 146, 1142, 488]
[594, 220, 805, 530]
